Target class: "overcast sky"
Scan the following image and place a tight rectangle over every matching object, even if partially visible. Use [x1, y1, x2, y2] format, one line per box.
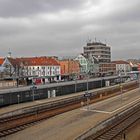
[0, 0, 140, 60]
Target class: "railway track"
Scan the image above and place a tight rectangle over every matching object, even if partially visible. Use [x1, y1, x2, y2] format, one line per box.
[81, 102, 140, 140]
[0, 81, 139, 138]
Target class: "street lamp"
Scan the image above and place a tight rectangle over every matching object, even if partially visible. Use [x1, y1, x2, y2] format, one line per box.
[84, 92, 91, 110]
[75, 74, 77, 93]
[101, 77, 103, 88]
[119, 74, 123, 105]
[138, 72, 140, 89]
[86, 72, 89, 92]
[17, 94, 20, 104]
[30, 85, 37, 101]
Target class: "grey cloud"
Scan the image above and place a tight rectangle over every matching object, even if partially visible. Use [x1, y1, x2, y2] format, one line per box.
[0, 0, 140, 60]
[0, 0, 86, 17]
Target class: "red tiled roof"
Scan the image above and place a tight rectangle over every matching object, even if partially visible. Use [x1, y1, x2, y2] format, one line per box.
[0, 58, 4, 65]
[8, 58, 21, 66]
[17, 57, 60, 66]
[112, 60, 129, 65]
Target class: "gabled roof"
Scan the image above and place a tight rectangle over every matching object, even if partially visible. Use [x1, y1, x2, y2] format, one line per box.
[112, 60, 129, 65]
[75, 54, 87, 62]
[0, 58, 4, 65]
[8, 58, 21, 67]
[127, 60, 140, 67]
[17, 57, 60, 66]
[2, 57, 60, 67]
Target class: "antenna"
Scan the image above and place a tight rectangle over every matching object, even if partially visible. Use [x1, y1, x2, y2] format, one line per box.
[105, 39, 107, 45]
[86, 37, 91, 43]
[95, 37, 96, 42]
[8, 48, 12, 58]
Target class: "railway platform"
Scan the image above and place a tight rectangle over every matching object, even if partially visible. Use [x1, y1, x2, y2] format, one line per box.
[0, 90, 82, 115]
[3, 88, 140, 140]
[0, 81, 138, 117]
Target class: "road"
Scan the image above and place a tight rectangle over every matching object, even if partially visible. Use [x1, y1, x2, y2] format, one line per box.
[4, 88, 140, 140]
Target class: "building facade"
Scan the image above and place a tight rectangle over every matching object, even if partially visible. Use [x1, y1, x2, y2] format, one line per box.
[0, 57, 19, 78]
[22, 57, 61, 83]
[112, 60, 131, 75]
[127, 59, 140, 71]
[0, 58, 5, 78]
[59, 59, 80, 80]
[75, 54, 88, 74]
[83, 41, 115, 76]
[84, 42, 111, 63]
[99, 63, 116, 76]
[75, 54, 99, 77]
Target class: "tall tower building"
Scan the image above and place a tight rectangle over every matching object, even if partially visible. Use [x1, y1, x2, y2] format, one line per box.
[83, 41, 115, 76]
[83, 42, 111, 63]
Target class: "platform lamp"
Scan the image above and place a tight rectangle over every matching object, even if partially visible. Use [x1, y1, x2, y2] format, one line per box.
[101, 77, 104, 88]
[30, 85, 37, 101]
[75, 73, 77, 93]
[119, 73, 123, 105]
[138, 71, 140, 89]
[86, 71, 89, 93]
[17, 94, 20, 104]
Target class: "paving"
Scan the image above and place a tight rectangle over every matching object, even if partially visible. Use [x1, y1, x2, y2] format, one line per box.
[4, 88, 140, 140]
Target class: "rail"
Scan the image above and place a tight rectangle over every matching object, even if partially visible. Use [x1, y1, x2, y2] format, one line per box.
[0, 81, 138, 138]
[76, 101, 140, 140]
[0, 81, 137, 119]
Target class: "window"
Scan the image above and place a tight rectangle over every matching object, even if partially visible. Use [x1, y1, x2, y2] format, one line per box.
[42, 71, 45, 76]
[33, 71, 35, 75]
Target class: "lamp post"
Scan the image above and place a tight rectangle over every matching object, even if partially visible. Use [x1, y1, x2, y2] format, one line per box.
[101, 77, 103, 88]
[119, 74, 123, 105]
[75, 74, 77, 93]
[33, 87, 35, 101]
[17, 94, 20, 104]
[86, 73, 89, 92]
[84, 92, 91, 110]
[138, 72, 140, 89]
[30, 85, 37, 101]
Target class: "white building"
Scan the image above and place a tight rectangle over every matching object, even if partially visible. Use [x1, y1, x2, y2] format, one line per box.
[22, 57, 61, 83]
[75, 54, 99, 77]
[75, 54, 88, 73]
[112, 60, 131, 75]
